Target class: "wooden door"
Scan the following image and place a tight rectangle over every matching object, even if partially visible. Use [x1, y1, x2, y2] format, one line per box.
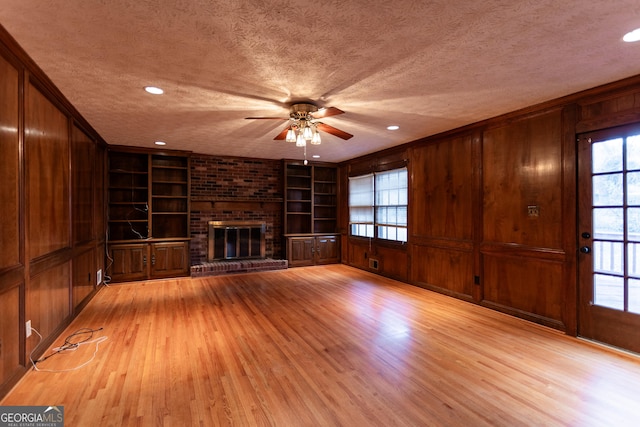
[288, 237, 315, 267]
[316, 236, 339, 264]
[109, 243, 149, 282]
[151, 242, 188, 278]
[578, 124, 640, 353]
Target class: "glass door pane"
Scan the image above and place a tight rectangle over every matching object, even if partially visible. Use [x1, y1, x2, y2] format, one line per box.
[591, 133, 640, 312]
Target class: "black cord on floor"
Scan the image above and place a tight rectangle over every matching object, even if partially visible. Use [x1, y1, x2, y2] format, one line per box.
[34, 327, 104, 364]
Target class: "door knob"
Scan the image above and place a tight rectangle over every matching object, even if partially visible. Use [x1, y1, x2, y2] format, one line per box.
[580, 246, 591, 254]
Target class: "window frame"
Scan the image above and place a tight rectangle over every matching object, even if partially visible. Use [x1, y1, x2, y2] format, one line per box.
[348, 167, 408, 243]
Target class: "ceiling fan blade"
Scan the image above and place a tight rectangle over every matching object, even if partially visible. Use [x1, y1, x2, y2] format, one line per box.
[245, 116, 288, 120]
[312, 107, 344, 119]
[316, 123, 353, 140]
[273, 127, 290, 140]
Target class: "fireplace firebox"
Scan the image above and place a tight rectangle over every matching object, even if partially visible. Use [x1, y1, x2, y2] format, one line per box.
[208, 221, 266, 261]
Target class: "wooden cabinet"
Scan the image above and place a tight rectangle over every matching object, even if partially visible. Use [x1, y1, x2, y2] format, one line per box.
[107, 148, 190, 282]
[109, 243, 149, 282]
[108, 241, 189, 282]
[151, 241, 189, 278]
[283, 160, 340, 266]
[288, 237, 315, 267]
[287, 235, 340, 267]
[316, 235, 339, 263]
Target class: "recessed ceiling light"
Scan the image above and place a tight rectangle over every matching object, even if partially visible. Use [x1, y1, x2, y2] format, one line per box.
[387, 125, 399, 130]
[144, 86, 164, 95]
[154, 141, 166, 146]
[312, 155, 320, 159]
[623, 28, 640, 42]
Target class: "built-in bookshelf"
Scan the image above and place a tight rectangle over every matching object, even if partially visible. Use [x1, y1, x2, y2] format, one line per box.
[284, 163, 313, 235]
[108, 152, 149, 241]
[151, 154, 189, 239]
[312, 166, 337, 234]
[107, 148, 190, 282]
[283, 161, 339, 266]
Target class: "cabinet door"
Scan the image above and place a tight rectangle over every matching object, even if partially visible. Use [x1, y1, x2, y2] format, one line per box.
[316, 236, 339, 264]
[109, 244, 149, 282]
[288, 237, 315, 267]
[151, 242, 189, 278]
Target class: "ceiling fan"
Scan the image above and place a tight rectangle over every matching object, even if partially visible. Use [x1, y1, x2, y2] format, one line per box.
[246, 102, 353, 145]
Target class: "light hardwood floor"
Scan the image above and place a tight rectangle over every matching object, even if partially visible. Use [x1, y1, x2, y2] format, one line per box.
[3, 265, 640, 426]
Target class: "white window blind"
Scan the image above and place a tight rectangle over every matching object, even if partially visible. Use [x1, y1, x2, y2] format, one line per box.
[348, 173, 374, 237]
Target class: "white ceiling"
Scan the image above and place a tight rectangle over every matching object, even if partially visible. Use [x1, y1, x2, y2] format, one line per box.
[1, 1, 640, 162]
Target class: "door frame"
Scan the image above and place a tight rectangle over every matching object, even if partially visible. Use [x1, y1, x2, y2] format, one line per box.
[577, 123, 640, 353]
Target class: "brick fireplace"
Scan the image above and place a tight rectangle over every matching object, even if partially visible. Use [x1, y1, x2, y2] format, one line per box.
[208, 221, 266, 261]
[188, 153, 286, 276]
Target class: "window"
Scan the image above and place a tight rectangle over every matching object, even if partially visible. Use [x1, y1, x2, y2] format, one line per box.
[349, 168, 408, 242]
[348, 174, 374, 238]
[375, 168, 408, 242]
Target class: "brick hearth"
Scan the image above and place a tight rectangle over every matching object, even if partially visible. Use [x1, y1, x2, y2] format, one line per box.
[190, 259, 288, 277]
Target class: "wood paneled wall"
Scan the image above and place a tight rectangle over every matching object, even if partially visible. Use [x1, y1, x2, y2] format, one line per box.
[409, 132, 478, 301]
[0, 54, 20, 269]
[0, 26, 106, 398]
[26, 84, 70, 258]
[25, 82, 72, 354]
[340, 76, 640, 335]
[480, 108, 569, 329]
[71, 125, 102, 309]
[482, 110, 563, 248]
[0, 43, 24, 399]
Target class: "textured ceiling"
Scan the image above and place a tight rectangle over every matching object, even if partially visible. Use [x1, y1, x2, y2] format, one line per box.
[1, 1, 640, 162]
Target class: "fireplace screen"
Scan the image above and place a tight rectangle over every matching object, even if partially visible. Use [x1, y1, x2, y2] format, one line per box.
[208, 221, 266, 261]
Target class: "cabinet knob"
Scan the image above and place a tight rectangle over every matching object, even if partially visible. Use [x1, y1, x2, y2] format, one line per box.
[580, 246, 591, 254]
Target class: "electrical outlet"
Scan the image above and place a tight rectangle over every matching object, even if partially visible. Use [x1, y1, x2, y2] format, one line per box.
[97, 269, 103, 285]
[26, 320, 32, 338]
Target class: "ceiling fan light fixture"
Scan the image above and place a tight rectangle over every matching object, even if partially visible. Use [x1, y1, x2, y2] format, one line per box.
[303, 125, 313, 141]
[286, 127, 296, 142]
[247, 103, 352, 156]
[311, 131, 321, 145]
